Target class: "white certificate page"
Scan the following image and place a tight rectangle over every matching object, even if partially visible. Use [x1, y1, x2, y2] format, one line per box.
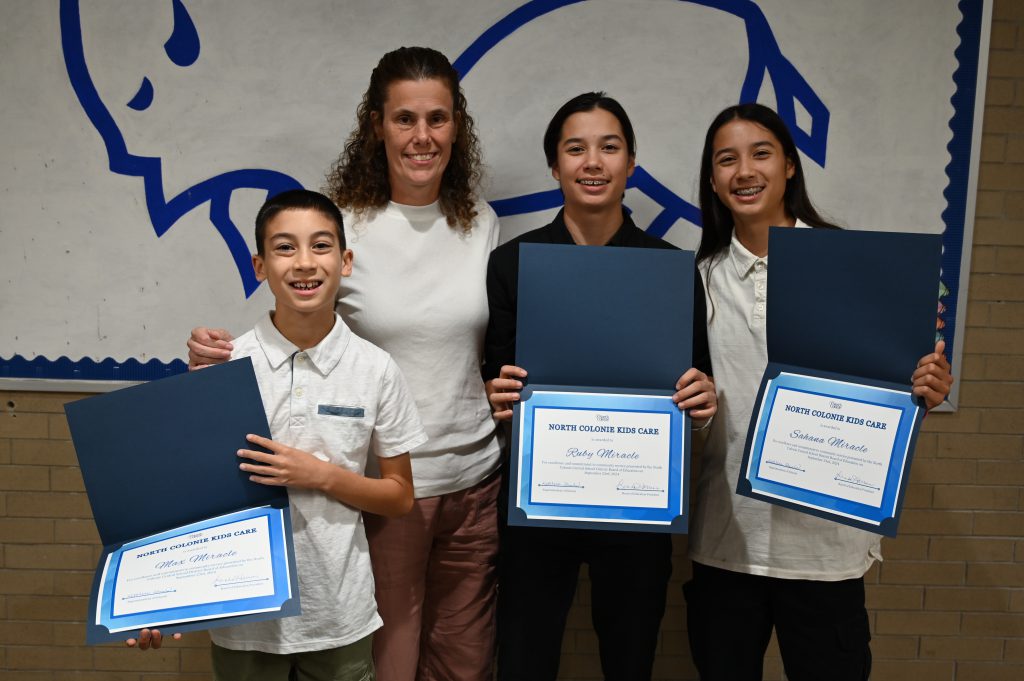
[757, 386, 902, 507]
[111, 515, 275, 617]
[530, 407, 671, 508]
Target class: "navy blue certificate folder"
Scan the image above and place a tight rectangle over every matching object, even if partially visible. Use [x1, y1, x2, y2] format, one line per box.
[766, 228, 940, 383]
[736, 227, 942, 536]
[516, 243, 693, 389]
[65, 358, 300, 644]
[511, 243, 694, 533]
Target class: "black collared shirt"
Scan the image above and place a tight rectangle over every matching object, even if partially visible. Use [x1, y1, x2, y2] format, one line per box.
[482, 208, 711, 382]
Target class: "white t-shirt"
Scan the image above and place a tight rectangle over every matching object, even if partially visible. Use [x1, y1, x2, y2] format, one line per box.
[211, 313, 427, 654]
[338, 200, 501, 498]
[689, 223, 882, 580]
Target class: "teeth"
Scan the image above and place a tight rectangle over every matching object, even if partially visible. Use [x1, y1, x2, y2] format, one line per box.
[735, 187, 763, 196]
[578, 179, 608, 186]
[409, 153, 436, 161]
[291, 281, 321, 290]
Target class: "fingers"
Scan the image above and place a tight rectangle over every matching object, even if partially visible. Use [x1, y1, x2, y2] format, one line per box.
[499, 365, 527, 380]
[126, 629, 180, 650]
[914, 353, 951, 376]
[674, 367, 701, 390]
[187, 342, 232, 370]
[190, 327, 235, 347]
[673, 371, 715, 404]
[238, 447, 284, 483]
[913, 376, 953, 410]
[207, 328, 235, 343]
[672, 369, 718, 422]
[486, 367, 527, 422]
[186, 327, 233, 371]
[679, 392, 717, 418]
[916, 340, 951, 372]
[246, 433, 275, 448]
[912, 342, 953, 411]
[129, 628, 157, 650]
[487, 390, 517, 421]
[488, 378, 523, 403]
[237, 448, 274, 465]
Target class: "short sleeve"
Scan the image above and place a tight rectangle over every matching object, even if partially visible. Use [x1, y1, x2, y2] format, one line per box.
[371, 357, 428, 458]
[480, 201, 501, 251]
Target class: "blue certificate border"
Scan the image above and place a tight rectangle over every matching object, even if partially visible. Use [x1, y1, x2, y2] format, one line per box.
[89, 504, 299, 642]
[510, 385, 689, 534]
[738, 363, 923, 537]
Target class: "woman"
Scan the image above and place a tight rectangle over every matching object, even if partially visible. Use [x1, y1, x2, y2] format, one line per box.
[683, 103, 953, 681]
[484, 92, 717, 681]
[188, 46, 501, 681]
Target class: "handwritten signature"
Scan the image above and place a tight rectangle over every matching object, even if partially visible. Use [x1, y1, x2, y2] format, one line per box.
[764, 458, 805, 473]
[834, 473, 880, 490]
[615, 481, 665, 492]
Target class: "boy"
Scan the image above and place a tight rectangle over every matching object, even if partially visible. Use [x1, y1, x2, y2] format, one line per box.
[135, 189, 427, 681]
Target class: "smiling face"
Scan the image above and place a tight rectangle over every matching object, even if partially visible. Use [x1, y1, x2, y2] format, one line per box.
[551, 108, 635, 213]
[253, 208, 352, 331]
[710, 118, 795, 230]
[373, 78, 457, 206]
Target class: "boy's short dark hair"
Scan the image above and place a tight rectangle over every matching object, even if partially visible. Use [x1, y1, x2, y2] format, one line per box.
[255, 189, 346, 256]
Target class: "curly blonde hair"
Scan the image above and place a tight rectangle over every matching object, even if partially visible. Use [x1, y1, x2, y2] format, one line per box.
[324, 46, 483, 231]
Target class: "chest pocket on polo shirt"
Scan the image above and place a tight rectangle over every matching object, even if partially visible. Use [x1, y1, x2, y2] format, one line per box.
[315, 404, 372, 464]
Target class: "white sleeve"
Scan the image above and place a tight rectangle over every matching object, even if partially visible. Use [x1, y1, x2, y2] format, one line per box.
[482, 202, 501, 251]
[371, 357, 428, 458]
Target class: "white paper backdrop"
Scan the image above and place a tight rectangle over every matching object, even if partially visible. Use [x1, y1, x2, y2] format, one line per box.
[0, 0, 990, 408]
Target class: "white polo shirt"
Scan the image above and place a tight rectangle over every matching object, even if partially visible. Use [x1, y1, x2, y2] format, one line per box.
[211, 312, 427, 654]
[689, 224, 882, 580]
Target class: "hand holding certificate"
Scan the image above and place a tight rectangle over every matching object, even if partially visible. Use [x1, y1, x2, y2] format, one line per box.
[65, 359, 300, 644]
[509, 243, 699, 533]
[737, 228, 944, 536]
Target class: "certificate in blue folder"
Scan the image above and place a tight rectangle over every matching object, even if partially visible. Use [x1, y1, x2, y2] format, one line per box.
[64, 358, 300, 644]
[737, 228, 942, 536]
[511, 243, 693, 533]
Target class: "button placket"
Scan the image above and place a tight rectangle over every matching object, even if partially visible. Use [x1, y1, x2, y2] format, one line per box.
[290, 352, 309, 430]
[752, 259, 767, 325]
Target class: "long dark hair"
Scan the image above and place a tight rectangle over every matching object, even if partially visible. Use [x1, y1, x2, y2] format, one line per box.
[323, 46, 483, 231]
[695, 103, 837, 264]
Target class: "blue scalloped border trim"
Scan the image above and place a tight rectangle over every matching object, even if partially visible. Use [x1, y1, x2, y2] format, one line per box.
[1, 355, 187, 382]
[939, 0, 984, 353]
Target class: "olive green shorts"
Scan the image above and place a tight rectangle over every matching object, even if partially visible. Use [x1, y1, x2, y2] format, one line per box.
[211, 633, 374, 681]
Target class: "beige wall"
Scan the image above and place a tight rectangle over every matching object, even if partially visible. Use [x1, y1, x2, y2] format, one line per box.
[2, 1, 1022, 678]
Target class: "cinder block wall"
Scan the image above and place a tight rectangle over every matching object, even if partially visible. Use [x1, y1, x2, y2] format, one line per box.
[2, 2, 1022, 678]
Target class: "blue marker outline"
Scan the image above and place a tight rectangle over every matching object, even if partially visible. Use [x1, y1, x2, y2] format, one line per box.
[59, 0, 302, 299]
[455, 0, 830, 234]
[3, 0, 979, 382]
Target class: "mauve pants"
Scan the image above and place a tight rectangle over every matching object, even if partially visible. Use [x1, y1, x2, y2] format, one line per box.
[364, 472, 500, 681]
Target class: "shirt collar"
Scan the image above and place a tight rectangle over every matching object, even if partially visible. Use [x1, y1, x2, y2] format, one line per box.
[728, 219, 810, 277]
[253, 312, 352, 375]
[548, 208, 641, 246]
